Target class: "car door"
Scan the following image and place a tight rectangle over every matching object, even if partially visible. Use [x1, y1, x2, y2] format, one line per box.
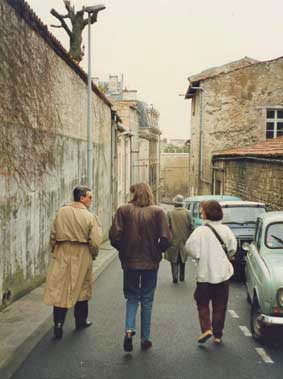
[246, 218, 263, 299]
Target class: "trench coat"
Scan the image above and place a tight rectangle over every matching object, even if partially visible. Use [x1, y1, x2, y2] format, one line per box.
[164, 207, 192, 264]
[43, 202, 102, 309]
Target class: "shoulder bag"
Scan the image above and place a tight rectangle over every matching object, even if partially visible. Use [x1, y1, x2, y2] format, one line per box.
[205, 224, 229, 259]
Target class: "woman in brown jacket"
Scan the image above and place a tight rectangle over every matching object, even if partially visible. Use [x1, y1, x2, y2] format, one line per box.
[109, 183, 171, 352]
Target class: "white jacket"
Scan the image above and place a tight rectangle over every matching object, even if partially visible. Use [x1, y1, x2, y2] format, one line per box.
[184, 221, 237, 284]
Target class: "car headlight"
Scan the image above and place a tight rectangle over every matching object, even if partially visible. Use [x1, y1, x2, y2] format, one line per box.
[241, 242, 250, 252]
[277, 288, 283, 307]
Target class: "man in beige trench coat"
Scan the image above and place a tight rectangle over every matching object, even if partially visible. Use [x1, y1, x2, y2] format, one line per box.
[44, 186, 102, 339]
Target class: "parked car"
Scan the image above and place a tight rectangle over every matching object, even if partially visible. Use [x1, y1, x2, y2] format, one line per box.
[220, 201, 266, 281]
[245, 212, 283, 342]
[184, 195, 241, 229]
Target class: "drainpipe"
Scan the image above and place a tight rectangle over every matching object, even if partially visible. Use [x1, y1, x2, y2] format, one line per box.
[191, 86, 204, 192]
[110, 113, 117, 216]
[118, 131, 134, 201]
[129, 134, 133, 186]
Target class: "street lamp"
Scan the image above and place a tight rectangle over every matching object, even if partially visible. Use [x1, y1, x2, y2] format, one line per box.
[84, 4, 106, 191]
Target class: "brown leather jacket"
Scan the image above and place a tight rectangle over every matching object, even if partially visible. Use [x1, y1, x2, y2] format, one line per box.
[109, 204, 172, 270]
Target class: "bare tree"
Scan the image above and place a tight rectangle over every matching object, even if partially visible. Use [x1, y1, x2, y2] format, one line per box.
[51, 1, 105, 63]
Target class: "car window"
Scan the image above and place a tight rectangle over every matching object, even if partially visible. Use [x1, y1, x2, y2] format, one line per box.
[222, 206, 266, 224]
[192, 203, 200, 218]
[266, 222, 283, 249]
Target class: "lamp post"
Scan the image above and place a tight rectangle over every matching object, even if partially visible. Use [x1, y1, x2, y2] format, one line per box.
[84, 4, 106, 191]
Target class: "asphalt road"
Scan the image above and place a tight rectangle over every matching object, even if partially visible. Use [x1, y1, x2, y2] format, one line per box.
[12, 257, 283, 379]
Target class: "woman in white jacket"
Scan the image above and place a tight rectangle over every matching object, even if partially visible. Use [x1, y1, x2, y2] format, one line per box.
[185, 200, 237, 344]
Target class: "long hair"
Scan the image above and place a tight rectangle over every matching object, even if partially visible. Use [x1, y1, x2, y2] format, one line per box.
[130, 182, 154, 207]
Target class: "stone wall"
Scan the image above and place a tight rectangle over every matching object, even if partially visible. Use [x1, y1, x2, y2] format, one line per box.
[160, 153, 190, 203]
[0, 0, 112, 308]
[213, 159, 283, 210]
[190, 57, 283, 195]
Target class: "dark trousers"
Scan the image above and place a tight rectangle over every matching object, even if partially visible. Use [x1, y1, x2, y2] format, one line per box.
[171, 254, 185, 282]
[194, 280, 229, 338]
[53, 300, 88, 326]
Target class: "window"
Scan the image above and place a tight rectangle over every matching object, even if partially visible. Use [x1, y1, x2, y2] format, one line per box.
[192, 202, 200, 218]
[265, 222, 283, 249]
[266, 109, 283, 139]
[215, 180, 222, 195]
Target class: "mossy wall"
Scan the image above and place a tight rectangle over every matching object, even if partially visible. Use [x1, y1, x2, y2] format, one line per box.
[0, 0, 112, 308]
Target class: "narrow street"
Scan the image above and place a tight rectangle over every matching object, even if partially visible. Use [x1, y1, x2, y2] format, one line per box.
[12, 257, 283, 379]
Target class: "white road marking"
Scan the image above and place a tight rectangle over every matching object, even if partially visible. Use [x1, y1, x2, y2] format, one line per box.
[239, 325, 252, 337]
[255, 348, 274, 364]
[228, 309, 240, 319]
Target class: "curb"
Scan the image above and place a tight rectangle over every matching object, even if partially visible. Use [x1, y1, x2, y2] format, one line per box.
[0, 245, 117, 379]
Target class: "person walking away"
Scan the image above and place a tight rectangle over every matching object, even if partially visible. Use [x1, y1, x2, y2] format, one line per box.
[109, 182, 171, 352]
[184, 200, 236, 344]
[44, 186, 102, 339]
[165, 194, 192, 283]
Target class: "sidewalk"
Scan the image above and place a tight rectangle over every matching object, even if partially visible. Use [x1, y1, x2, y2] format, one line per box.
[0, 241, 117, 379]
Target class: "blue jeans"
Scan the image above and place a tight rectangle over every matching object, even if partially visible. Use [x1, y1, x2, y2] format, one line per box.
[123, 269, 158, 342]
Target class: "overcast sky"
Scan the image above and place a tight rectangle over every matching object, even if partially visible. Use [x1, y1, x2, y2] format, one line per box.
[27, 0, 283, 139]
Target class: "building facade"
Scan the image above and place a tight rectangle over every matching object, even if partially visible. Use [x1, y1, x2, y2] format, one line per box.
[99, 75, 162, 203]
[160, 153, 190, 203]
[186, 56, 283, 196]
[212, 137, 283, 210]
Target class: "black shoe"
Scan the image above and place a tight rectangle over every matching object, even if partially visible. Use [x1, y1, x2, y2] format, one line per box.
[123, 331, 134, 352]
[179, 276, 185, 282]
[141, 340, 152, 351]
[173, 278, 178, 284]
[53, 323, 63, 339]
[75, 319, 93, 330]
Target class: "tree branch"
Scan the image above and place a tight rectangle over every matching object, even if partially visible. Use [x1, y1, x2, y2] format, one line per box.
[63, 0, 75, 18]
[50, 8, 72, 38]
[50, 24, 63, 28]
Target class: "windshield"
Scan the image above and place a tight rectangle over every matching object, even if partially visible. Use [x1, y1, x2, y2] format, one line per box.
[222, 206, 266, 225]
[266, 222, 283, 249]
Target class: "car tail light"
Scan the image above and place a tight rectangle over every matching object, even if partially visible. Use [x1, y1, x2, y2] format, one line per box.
[272, 307, 283, 315]
[277, 288, 283, 307]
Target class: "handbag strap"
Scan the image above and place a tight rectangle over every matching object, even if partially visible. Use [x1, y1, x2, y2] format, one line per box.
[205, 224, 229, 258]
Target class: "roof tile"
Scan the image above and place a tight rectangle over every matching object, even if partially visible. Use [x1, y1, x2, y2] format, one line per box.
[213, 137, 283, 158]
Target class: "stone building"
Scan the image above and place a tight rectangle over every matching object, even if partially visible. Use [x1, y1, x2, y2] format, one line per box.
[99, 75, 161, 202]
[212, 137, 283, 210]
[160, 153, 190, 203]
[0, 0, 113, 308]
[137, 101, 161, 202]
[185, 56, 283, 196]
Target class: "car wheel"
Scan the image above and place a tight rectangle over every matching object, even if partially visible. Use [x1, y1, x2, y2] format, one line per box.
[250, 300, 264, 342]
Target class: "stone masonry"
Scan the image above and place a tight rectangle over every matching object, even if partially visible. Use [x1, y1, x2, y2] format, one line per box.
[160, 153, 190, 203]
[213, 159, 283, 210]
[0, 0, 112, 308]
[186, 57, 283, 196]
[212, 137, 283, 210]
